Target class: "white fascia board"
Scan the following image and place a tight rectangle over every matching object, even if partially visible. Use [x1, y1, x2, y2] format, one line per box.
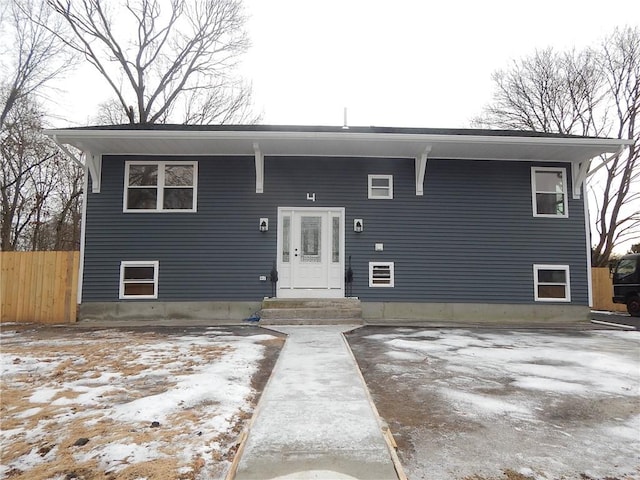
[44, 128, 632, 147]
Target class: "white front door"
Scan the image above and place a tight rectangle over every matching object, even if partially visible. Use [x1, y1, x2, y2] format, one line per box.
[277, 207, 344, 298]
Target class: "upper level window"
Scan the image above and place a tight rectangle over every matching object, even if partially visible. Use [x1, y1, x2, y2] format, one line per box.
[124, 161, 197, 212]
[531, 167, 567, 217]
[368, 175, 393, 199]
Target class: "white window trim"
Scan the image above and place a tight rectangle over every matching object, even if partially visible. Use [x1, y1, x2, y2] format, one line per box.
[369, 261, 395, 287]
[119, 260, 159, 299]
[533, 264, 571, 302]
[368, 174, 393, 199]
[531, 167, 568, 218]
[124, 160, 198, 213]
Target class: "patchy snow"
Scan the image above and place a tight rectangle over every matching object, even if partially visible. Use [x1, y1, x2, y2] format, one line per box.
[385, 350, 424, 361]
[0, 327, 280, 480]
[75, 441, 167, 473]
[356, 328, 640, 480]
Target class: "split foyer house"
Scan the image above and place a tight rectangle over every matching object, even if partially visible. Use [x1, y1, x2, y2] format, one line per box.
[45, 125, 630, 323]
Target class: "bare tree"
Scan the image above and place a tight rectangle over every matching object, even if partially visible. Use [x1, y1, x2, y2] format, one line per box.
[1, 93, 57, 250]
[0, 0, 73, 129]
[474, 27, 640, 266]
[591, 28, 640, 266]
[1, 0, 81, 251]
[46, 0, 260, 124]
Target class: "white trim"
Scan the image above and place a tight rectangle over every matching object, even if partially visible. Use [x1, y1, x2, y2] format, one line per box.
[533, 264, 571, 302]
[119, 260, 159, 299]
[123, 160, 198, 213]
[531, 167, 569, 218]
[45, 128, 632, 148]
[276, 206, 345, 298]
[77, 163, 89, 304]
[368, 174, 393, 199]
[584, 192, 593, 307]
[369, 262, 395, 287]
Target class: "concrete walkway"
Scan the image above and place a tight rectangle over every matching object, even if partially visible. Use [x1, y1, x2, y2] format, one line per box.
[233, 325, 400, 480]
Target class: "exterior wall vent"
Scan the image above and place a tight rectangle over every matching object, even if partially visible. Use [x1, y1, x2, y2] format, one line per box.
[369, 262, 394, 287]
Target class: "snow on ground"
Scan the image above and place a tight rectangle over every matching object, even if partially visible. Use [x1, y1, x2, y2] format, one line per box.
[359, 328, 640, 480]
[0, 327, 281, 480]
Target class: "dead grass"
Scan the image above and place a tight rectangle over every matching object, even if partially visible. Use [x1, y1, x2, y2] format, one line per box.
[0, 328, 280, 479]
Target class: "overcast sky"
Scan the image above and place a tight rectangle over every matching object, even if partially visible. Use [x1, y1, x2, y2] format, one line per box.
[56, 0, 640, 129]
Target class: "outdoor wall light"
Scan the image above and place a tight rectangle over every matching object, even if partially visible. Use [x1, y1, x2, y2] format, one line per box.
[354, 219, 364, 233]
[259, 218, 269, 232]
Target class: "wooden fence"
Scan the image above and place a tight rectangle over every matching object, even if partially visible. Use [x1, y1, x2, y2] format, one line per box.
[0, 255, 626, 324]
[1, 251, 80, 324]
[591, 267, 627, 313]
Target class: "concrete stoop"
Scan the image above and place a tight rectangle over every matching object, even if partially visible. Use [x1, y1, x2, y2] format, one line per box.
[259, 298, 363, 325]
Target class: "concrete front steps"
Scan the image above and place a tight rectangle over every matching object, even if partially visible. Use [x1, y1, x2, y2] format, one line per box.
[259, 298, 363, 325]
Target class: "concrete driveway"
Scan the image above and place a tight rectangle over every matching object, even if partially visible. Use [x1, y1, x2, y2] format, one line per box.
[346, 327, 640, 480]
[592, 310, 640, 330]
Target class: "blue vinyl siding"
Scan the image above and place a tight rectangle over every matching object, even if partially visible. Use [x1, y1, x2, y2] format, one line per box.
[82, 155, 588, 305]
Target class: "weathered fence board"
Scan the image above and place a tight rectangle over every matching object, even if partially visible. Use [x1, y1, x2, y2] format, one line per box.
[591, 267, 626, 313]
[1, 251, 79, 324]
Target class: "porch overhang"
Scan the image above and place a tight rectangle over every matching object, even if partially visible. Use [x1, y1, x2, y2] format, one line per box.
[44, 125, 631, 196]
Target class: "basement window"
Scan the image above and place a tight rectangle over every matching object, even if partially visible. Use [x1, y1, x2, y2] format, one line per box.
[533, 264, 570, 302]
[119, 261, 159, 299]
[369, 262, 395, 287]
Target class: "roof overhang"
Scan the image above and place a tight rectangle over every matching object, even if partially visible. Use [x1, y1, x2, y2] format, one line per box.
[45, 127, 630, 163]
[45, 126, 632, 196]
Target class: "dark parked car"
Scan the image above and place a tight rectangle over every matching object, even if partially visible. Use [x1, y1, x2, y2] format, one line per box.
[612, 253, 640, 317]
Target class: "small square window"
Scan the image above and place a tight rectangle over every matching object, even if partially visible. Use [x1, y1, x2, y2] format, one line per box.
[533, 264, 570, 302]
[368, 175, 393, 199]
[119, 261, 159, 299]
[369, 262, 394, 287]
[531, 167, 568, 217]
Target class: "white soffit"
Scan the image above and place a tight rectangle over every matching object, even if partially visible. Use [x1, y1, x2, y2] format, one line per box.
[44, 129, 630, 164]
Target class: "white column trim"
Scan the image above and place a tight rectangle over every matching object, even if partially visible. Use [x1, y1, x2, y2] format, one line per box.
[77, 164, 89, 305]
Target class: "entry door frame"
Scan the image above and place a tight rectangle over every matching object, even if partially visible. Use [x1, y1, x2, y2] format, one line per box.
[276, 206, 345, 298]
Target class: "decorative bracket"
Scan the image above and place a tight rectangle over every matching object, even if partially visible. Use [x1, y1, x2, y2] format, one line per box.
[415, 146, 431, 196]
[254, 142, 264, 194]
[571, 160, 591, 199]
[85, 152, 102, 193]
